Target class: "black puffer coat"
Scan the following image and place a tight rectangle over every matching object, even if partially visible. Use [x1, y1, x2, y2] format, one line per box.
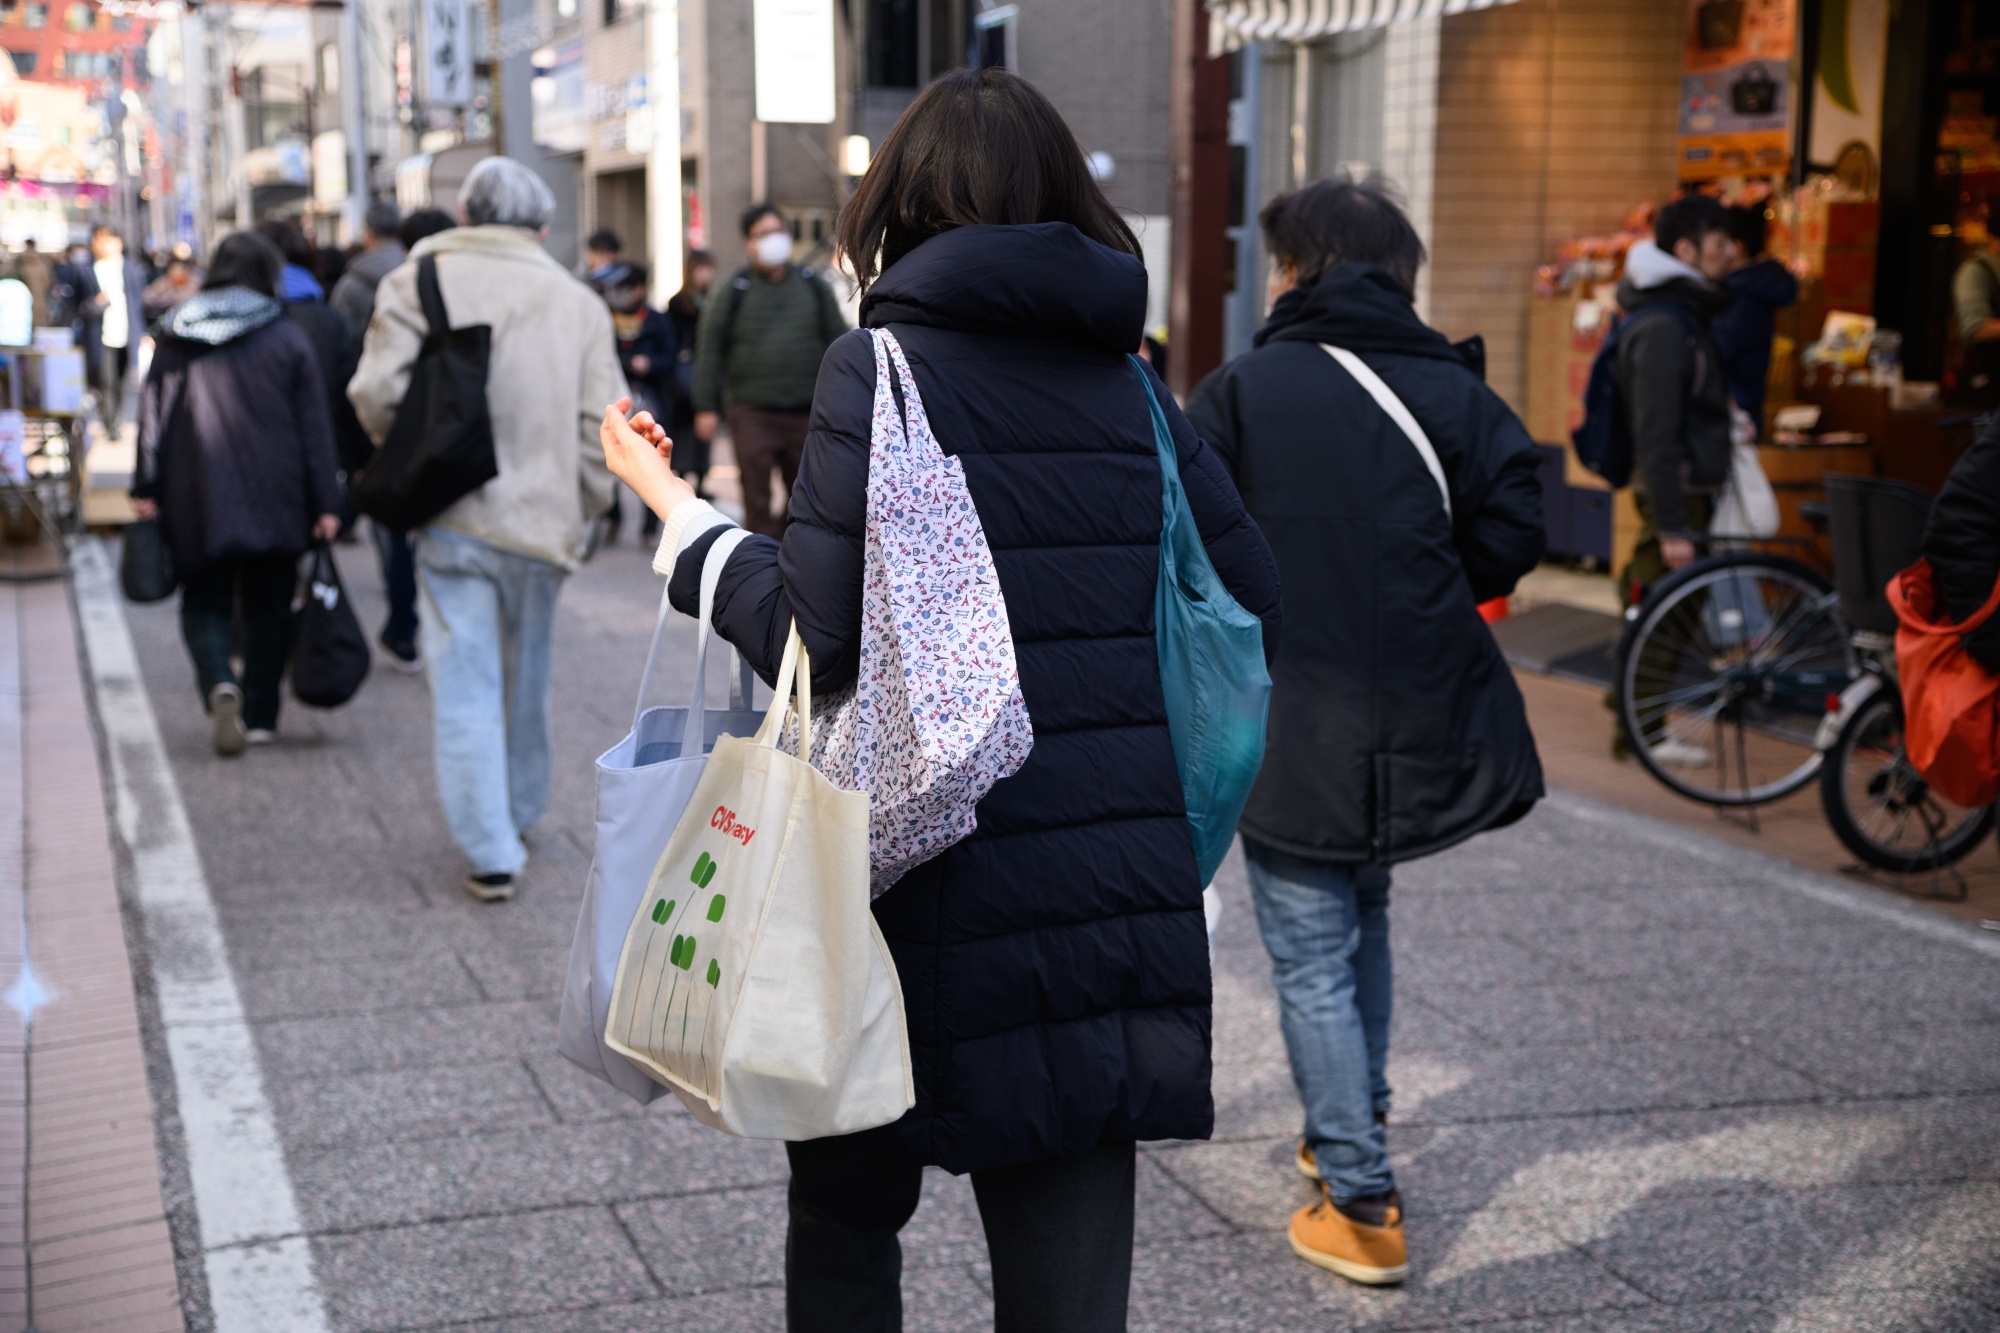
[1187, 263, 1544, 865]
[669, 223, 1282, 1173]
[134, 292, 343, 577]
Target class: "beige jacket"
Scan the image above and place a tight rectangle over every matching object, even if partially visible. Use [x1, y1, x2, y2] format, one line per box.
[348, 225, 621, 570]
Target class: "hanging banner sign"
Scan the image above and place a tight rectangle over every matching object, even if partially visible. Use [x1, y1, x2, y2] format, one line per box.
[423, 0, 474, 108]
[1677, 0, 1796, 181]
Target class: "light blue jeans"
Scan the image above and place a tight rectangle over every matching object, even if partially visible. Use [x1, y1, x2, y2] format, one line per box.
[415, 530, 565, 876]
[1244, 840, 1394, 1204]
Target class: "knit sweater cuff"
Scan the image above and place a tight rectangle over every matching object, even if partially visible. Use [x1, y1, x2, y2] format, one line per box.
[651, 499, 735, 577]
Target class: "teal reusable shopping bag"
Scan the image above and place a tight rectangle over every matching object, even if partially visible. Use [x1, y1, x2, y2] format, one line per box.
[1133, 357, 1272, 885]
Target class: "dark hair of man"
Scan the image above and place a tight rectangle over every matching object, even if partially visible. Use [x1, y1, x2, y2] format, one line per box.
[1259, 175, 1427, 298]
[92, 224, 117, 242]
[364, 198, 403, 241]
[398, 208, 455, 251]
[1726, 204, 1767, 259]
[1654, 193, 1732, 255]
[256, 218, 319, 279]
[587, 228, 622, 255]
[202, 231, 283, 297]
[740, 203, 783, 238]
[831, 67, 1140, 292]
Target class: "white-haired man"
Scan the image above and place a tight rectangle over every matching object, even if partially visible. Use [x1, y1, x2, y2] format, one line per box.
[350, 156, 623, 901]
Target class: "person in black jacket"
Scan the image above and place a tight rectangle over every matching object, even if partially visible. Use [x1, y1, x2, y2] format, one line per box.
[1711, 203, 1798, 432]
[1921, 413, 2000, 672]
[598, 262, 679, 545]
[131, 232, 343, 756]
[1616, 194, 1737, 595]
[1187, 176, 1544, 1286]
[599, 68, 1281, 1333]
[664, 250, 716, 492]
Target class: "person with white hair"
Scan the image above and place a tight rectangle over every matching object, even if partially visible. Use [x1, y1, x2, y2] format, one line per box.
[349, 155, 623, 902]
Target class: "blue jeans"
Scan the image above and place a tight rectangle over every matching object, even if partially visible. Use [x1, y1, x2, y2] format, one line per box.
[372, 521, 420, 645]
[1244, 841, 1394, 1203]
[415, 530, 565, 875]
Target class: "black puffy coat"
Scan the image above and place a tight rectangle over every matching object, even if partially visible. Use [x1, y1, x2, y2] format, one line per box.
[1921, 413, 2000, 672]
[281, 297, 372, 475]
[669, 223, 1282, 1173]
[134, 297, 344, 577]
[1187, 263, 1544, 865]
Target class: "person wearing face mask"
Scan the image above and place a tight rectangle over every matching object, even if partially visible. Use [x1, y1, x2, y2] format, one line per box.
[596, 262, 679, 545]
[689, 204, 848, 538]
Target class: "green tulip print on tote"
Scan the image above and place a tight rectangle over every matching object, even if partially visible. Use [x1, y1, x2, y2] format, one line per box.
[619, 845, 732, 1096]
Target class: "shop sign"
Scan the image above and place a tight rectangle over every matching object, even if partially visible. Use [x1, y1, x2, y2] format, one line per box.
[423, 0, 474, 108]
[752, 0, 835, 124]
[532, 40, 587, 153]
[1677, 0, 1795, 181]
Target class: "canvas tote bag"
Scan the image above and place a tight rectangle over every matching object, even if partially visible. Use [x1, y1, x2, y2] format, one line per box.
[558, 529, 757, 1104]
[605, 624, 912, 1140]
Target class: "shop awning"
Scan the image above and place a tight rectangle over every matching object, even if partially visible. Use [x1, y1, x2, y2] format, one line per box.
[1207, 0, 1524, 54]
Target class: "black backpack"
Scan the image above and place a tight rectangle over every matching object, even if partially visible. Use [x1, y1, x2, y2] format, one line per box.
[1571, 300, 1696, 489]
[350, 255, 497, 531]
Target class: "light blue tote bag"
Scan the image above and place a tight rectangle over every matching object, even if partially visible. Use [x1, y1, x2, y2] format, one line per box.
[558, 528, 759, 1103]
[1133, 358, 1272, 886]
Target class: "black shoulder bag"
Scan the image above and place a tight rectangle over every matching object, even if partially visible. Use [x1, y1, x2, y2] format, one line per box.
[350, 255, 497, 531]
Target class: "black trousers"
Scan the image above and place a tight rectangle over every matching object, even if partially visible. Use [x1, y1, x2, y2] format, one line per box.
[785, 1126, 1136, 1333]
[180, 553, 297, 730]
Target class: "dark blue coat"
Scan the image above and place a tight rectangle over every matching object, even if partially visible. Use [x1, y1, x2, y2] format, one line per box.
[668, 223, 1282, 1173]
[1712, 257, 1799, 426]
[1188, 264, 1544, 865]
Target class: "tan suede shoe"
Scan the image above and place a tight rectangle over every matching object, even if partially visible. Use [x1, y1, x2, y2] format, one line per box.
[1288, 1185, 1408, 1285]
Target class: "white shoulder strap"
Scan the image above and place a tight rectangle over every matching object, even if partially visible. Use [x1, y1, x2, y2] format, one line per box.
[1319, 344, 1452, 523]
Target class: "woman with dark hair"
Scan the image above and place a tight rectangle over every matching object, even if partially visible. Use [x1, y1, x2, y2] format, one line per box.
[131, 231, 343, 755]
[664, 248, 716, 495]
[600, 66, 1280, 1333]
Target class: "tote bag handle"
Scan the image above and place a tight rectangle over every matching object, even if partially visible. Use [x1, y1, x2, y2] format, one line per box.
[631, 526, 753, 734]
[1319, 344, 1452, 523]
[752, 624, 814, 757]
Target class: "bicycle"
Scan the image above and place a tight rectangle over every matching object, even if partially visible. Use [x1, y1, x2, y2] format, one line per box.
[1613, 473, 1993, 880]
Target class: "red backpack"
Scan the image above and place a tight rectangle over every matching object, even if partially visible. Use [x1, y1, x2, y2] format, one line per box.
[1887, 558, 2000, 809]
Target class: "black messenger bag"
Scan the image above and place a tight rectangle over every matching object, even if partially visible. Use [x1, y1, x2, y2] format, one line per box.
[350, 255, 497, 530]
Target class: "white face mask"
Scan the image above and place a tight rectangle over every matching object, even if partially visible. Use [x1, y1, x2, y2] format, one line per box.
[752, 230, 792, 268]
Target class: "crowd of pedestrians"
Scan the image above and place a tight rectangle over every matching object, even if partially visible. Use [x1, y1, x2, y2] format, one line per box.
[95, 55, 1969, 1333]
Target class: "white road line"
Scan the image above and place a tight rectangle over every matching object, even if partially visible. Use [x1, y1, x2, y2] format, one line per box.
[70, 541, 331, 1333]
[1547, 787, 2000, 963]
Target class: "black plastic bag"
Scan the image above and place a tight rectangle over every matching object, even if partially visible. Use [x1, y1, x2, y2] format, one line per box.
[290, 543, 371, 708]
[348, 255, 497, 530]
[119, 518, 178, 603]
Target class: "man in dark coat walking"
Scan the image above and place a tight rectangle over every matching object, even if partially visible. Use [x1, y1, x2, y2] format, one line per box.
[1188, 176, 1544, 1287]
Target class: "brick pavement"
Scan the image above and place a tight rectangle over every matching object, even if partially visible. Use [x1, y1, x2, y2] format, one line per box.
[90, 537, 2000, 1332]
[2, 556, 183, 1333]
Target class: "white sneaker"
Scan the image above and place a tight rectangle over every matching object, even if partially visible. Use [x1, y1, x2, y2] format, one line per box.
[1649, 738, 1712, 768]
[244, 729, 276, 746]
[208, 683, 247, 757]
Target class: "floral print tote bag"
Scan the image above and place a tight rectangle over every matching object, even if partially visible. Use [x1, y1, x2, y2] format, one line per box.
[808, 328, 1033, 893]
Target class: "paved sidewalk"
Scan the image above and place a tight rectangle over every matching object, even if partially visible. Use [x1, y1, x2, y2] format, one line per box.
[92, 538, 2000, 1332]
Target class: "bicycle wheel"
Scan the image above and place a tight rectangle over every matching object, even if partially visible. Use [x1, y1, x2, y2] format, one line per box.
[1618, 554, 1854, 806]
[1820, 689, 1996, 871]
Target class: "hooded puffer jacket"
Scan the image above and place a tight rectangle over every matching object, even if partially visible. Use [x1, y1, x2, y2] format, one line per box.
[1615, 240, 1734, 539]
[1187, 263, 1544, 865]
[666, 222, 1282, 1173]
[134, 288, 344, 576]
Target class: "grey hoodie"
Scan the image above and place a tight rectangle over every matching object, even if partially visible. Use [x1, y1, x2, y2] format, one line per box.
[1614, 240, 1733, 540]
[329, 241, 408, 336]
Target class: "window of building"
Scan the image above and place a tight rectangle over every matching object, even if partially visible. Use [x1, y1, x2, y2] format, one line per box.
[970, 4, 1014, 72]
[23, 4, 45, 29]
[867, 0, 918, 88]
[8, 51, 33, 75]
[62, 2, 90, 31]
[111, 13, 129, 29]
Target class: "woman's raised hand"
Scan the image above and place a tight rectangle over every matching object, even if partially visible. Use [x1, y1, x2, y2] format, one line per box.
[600, 396, 696, 526]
